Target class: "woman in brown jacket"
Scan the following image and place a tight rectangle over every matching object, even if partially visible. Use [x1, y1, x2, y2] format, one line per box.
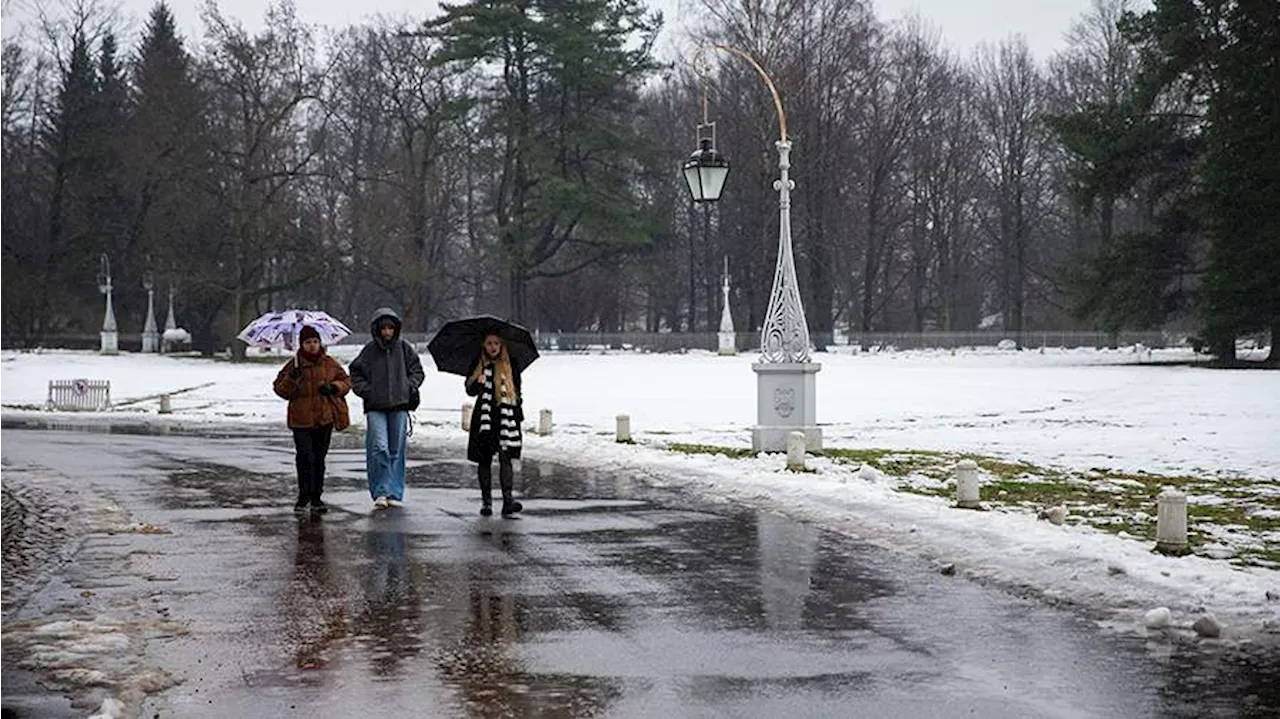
[273, 325, 352, 513]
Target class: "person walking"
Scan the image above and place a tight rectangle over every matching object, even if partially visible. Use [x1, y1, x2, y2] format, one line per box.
[350, 308, 424, 509]
[465, 333, 524, 517]
[273, 325, 352, 513]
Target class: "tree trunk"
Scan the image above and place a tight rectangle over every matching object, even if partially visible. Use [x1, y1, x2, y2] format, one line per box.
[1268, 314, 1279, 365]
[230, 290, 247, 361]
[509, 264, 527, 325]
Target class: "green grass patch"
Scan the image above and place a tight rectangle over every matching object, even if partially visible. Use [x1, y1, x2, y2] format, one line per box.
[658, 439, 1279, 569]
[667, 443, 756, 460]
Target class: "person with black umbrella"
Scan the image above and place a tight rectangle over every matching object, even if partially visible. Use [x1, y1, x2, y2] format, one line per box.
[428, 315, 539, 517]
[465, 333, 525, 516]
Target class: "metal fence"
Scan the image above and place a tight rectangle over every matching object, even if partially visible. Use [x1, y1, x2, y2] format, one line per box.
[12, 329, 1183, 354]
[432, 329, 1180, 353]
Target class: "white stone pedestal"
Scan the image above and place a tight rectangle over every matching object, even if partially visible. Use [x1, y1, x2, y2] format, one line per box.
[100, 331, 119, 355]
[752, 362, 821, 452]
[718, 331, 736, 355]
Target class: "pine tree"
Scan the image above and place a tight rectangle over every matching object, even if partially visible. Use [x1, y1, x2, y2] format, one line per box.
[41, 29, 103, 334]
[128, 2, 214, 342]
[1047, 104, 1201, 333]
[92, 31, 134, 308]
[427, 0, 663, 323]
[129, 2, 207, 242]
[1199, 0, 1280, 363]
[1095, 0, 1279, 362]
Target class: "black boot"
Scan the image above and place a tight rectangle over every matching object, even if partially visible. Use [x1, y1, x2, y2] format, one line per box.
[499, 455, 522, 516]
[295, 470, 310, 512]
[478, 461, 494, 516]
[310, 473, 327, 513]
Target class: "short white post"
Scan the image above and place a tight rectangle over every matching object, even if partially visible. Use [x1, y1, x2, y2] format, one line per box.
[786, 431, 806, 471]
[158, 394, 172, 414]
[955, 459, 981, 509]
[1156, 488, 1188, 554]
[539, 408, 553, 436]
[616, 414, 631, 442]
[462, 402, 473, 431]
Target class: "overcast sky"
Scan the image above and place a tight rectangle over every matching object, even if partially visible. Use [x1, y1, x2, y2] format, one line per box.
[3, 0, 1135, 62]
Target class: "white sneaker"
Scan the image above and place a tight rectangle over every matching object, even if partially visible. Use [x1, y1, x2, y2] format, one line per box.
[386, 498, 404, 508]
[374, 496, 388, 508]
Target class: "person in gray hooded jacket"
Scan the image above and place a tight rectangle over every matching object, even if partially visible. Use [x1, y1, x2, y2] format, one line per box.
[349, 308, 425, 508]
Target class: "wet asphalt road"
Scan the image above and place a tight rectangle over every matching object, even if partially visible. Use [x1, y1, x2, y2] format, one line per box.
[2, 427, 1278, 718]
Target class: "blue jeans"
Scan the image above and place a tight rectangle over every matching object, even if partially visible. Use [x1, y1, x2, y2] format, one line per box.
[365, 410, 408, 501]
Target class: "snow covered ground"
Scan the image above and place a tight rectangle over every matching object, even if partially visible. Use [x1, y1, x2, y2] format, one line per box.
[2, 345, 1278, 639]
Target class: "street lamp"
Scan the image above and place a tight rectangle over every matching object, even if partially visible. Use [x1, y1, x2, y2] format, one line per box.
[682, 76, 730, 203]
[96, 253, 119, 355]
[684, 45, 821, 453]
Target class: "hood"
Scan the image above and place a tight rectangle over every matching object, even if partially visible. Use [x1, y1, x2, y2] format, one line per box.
[369, 307, 402, 341]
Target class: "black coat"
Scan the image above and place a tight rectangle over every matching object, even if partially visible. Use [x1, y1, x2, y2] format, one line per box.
[465, 364, 523, 462]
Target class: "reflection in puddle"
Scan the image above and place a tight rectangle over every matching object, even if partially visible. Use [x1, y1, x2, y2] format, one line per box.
[757, 512, 819, 632]
[354, 525, 425, 679]
[284, 517, 348, 672]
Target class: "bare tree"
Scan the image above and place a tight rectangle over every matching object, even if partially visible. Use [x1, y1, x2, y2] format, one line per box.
[894, 17, 983, 331]
[197, 0, 332, 356]
[319, 23, 472, 332]
[973, 36, 1055, 341]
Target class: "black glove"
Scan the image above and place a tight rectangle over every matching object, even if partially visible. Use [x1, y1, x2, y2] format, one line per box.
[318, 383, 337, 396]
[289, 365, 302, 380]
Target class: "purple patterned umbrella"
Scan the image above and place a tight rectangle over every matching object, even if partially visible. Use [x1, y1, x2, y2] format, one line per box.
[237, 309, 353, 348]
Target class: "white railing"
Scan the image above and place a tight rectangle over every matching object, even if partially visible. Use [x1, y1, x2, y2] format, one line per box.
[47, 379, 111, 411]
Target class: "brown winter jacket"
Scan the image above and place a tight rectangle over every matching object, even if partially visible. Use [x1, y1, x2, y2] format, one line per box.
[273, 351, 352, 430]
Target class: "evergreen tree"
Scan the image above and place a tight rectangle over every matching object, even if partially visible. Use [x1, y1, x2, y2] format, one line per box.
[1199, 1, 1280, 363]
[427, 0, 663, 323]
[92, 31, 134, 309]
[41, 29, 103, 335]
[129, 2, 210, 272]
[1045, 0, 1202, 335]
[1119, 0, 1280, 362]
[1047, 103, 1201, 333]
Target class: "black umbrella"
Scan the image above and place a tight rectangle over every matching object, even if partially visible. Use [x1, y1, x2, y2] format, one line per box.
[427, 315, 540, 376]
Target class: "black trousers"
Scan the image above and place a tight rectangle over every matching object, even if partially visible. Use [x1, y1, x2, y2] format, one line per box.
[477, 450, 514, 505]
[292, 425, 334, 503]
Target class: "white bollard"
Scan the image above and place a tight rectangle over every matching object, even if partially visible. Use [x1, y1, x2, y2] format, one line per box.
[786, 431, 806, 471]
[158, 394, 172, 414]
[539, 408, 553, 436]
[462, 402, 473, 431]
[616, 414, 631, 442]
[1156, 488, 1188, 554]
[955, 459, 981, 509]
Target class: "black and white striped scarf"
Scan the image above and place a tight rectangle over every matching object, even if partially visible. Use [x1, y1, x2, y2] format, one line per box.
[477, 365, 521, 451]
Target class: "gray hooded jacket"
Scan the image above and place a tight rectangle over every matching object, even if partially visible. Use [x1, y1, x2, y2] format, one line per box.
[349, 308, 425, 412]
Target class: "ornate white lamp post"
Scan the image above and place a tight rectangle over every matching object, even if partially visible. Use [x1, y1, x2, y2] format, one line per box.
[141, 270, 159, 352]
[683, 46, 821, 452]
[97, 254, 119, 355]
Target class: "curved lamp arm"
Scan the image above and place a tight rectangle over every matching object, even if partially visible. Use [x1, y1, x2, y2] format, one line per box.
[693, 44, 788, 142]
